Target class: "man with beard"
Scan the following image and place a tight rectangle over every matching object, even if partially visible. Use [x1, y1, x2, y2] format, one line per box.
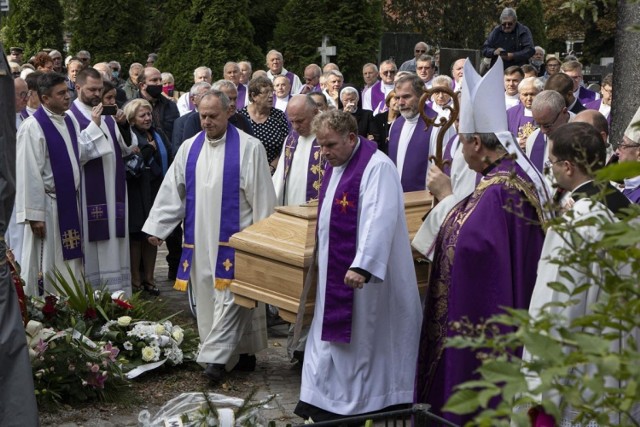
[68, 67, 132, 294]
[387, 73, 437, 192]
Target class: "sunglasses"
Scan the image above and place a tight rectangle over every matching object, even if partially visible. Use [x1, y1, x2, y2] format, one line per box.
[382, 70, 397, 76]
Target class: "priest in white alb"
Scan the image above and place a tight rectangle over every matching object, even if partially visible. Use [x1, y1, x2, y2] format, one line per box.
[68, 67, 132, 294]
[143, 90, 276, 384]
[16, 72, 113, 296]
[294, 110, 422, 422]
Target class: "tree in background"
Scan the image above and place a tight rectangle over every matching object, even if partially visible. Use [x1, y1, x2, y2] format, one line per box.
[273, 0, 382, 86]
[158, 0, 262, 90]
[67, 0, 149, 66]
[247, 0, 287, 55]
[517, 0, 548, 49]
[3, 0, 64, 57]
[383, 0, 495, 50]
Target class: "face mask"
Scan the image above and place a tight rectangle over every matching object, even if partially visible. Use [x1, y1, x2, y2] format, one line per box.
[112, 71, 119, 79]
[145, 84, 163, 98]
[163, 84, 175, 97]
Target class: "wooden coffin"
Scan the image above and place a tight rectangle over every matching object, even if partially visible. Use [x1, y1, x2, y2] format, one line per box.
[229, 190, 433, 324]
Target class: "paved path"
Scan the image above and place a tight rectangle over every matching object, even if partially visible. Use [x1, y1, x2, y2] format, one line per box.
[42, 246, 303, 426]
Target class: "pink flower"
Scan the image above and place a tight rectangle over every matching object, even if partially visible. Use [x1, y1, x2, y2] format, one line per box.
[102, 342, 119, 362]
[35, 339, 48, 354]
[86, 371, 108, 389]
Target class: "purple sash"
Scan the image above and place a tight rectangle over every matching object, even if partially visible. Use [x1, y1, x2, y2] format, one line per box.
[236, 84, 247, 110]
[69, 104, 126, 241]
[529, 131, 546, 173]
[442, 134, 458, 177]
[282, 131, 323, 203]
[388, 115, 434, 192]
[507, 104, 536, 141]
[174, 126, 241, 292]
[285, 71, 295, 89]
[33, 107, 83, 261]
[368, 81, 385, 112]
[20, 108, 30, 120]
[317, 137, 377, 343]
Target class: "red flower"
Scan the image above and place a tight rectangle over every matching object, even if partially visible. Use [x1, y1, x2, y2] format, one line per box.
[113, 298, 134, 310]
[83, 307, 98, 320]
[42, 296, 58, 318]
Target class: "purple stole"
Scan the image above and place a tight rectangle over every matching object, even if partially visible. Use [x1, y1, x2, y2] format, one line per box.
[529, 131, 546, 173]
[388, 115, 434, 192]
[68, 104, 126, 241]
[623, 185, 640, 204]
[285, 71, 295, 89]
[585, 99, 612, 125]
[33, 107, 83, 261]
[507, 104, 536, 141]
[20, 108, 30, 120]
[578, 86, 597, 105]
[442, 134, 458, 177]
[174, 126, 240, 292]
[282, 131, 323, 203]
[369, 81, 385, 112]
[318, 137, 377, 343]
[236, 84, 247, 110]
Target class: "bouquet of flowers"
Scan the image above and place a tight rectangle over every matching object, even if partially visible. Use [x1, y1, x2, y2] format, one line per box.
[98, 318, 197, 378]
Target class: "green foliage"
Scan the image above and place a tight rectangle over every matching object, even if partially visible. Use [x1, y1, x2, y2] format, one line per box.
[247, 0, 287, 54]
[67, 0, 149, 65]
[517, 0, 548, 48]
[3, 0, 64, 56]
[383, 0, 495, 50]
[443, 163, 640, 426]
[273, 0, 382, 86]
[157, 0, 262, 91]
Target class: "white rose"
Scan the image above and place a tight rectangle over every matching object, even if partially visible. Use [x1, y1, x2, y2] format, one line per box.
[117, 316, 132, 327]
[172, 329, 184, 345]
[154, 324, 165, 335]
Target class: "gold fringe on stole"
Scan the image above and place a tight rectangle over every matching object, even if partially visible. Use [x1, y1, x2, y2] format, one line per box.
[214, 278, 232, 290]
[173, 279, 188, 292]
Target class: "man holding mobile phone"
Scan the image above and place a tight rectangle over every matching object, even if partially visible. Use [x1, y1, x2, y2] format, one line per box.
[67, 67, 132, 295]
[482, 7, 535, 70]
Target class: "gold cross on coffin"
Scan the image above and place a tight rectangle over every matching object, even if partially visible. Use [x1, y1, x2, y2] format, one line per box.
[62, 229, 81, 249]
[90, 206, 104, 219]
[223, 258, 233, 272]
[182, 259, 189, 272]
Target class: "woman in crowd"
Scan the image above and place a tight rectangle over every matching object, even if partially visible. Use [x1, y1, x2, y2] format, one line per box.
[373, 90, 399, 154]
[240, 76, 290, 173]
[33, 52, 53, 73]
[122, 99, 170, 295]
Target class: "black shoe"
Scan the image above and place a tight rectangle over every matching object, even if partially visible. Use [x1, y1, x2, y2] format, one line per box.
[168, 268, 177, 281]
[292, 350, 304, 364]
[204, 363, 226, 383]
[142, 282, 160, 296]
[233, 354, 256, 372]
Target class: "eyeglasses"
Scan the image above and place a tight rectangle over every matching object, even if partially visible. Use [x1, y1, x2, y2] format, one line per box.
[79, 57, 90, 62]
[601, 86, 612, 95]
[18, 90, 31, 99]
[415, 49, 426, 54]
[546, 63, 560, 68]
[381, 70, 397, 76]
[544, 158, 565, 169]
[501, 21, 515, 28]
[538, 110, 562, 130]
[617, 143, 640, 150]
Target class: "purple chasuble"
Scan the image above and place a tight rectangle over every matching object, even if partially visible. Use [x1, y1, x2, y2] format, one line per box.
[33, 107, 83, 261]
[174, 127, 241, 292]
[529, 131, 546, 173]
[388, 114, 435, 192]
[282, 131, 324, 204]
[317, 137, 377, 343]
[236, 84, 247, 110]
[415, 158, 545, 425]
[69, 104, 126, 241]
[506, 103, 536, 141]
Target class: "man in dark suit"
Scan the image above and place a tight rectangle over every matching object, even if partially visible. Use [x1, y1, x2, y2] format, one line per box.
[172, 81, 212, 153]
[545, 73, 586, 115]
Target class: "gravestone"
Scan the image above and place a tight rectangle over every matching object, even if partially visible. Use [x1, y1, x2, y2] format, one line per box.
[439, 48, 482, 78]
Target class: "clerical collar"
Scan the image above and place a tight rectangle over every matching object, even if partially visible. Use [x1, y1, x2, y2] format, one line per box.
[43, 105, 66, 119]
[480, 153, 507, 176]
[570, 180, 594, 196]
[207, 131, 226, 147]
[405, 114, 420, 124]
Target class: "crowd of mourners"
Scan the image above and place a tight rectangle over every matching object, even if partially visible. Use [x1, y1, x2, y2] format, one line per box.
[4, 5, 640, 426]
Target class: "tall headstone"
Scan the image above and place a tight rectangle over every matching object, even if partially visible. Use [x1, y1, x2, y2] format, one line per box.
[439, 48, 482, 78]
[611, 0, 640, 145]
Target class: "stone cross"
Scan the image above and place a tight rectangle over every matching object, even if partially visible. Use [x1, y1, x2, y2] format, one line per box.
[317, 36, 336, 66]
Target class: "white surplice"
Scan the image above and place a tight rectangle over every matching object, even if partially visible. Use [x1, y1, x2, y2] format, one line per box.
[272, 133, 316, 206]
[300, 146, 422, 415]
[71, 100, 132, 294]
[523, 192, 640, 425]
[412, 135, 477, 260]
[142, 129, 276, 366]
[16, 107, 113, 296]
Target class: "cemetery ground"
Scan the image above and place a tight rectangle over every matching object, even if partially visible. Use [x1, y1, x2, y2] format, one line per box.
[38, 245, 302, 427]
